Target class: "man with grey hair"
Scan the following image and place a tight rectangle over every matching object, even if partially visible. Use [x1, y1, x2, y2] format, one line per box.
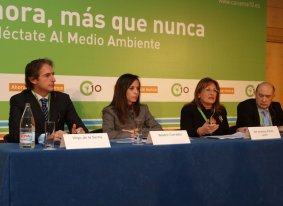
[236, 82, 283, 131]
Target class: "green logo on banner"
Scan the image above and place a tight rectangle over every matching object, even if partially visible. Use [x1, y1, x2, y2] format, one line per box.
[80, 81, 93, 96]
[245, 85, 255, 97]
[171, 83, 182, 97]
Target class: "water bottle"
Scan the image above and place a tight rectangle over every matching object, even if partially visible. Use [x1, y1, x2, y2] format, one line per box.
[19, 103, 35, 149]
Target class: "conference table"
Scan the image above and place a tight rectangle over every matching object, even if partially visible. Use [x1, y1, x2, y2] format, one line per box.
[1, 137, 283, 206]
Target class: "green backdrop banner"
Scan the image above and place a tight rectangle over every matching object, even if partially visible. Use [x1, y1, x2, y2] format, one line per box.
[0, 0, 266, 131]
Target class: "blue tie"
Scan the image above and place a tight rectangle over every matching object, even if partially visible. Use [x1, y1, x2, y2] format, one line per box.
[40, 98, 49, 121]
[261, 110, 269, 126]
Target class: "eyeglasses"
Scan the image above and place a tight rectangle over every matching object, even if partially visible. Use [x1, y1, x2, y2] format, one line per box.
[202, 88, 219, 94]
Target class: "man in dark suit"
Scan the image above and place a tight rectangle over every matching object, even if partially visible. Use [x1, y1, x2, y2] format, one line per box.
[236, 82, 283, 132]
[8, 58, 88, 143]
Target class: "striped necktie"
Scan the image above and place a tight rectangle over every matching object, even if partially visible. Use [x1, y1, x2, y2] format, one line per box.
[40, 98, 49, 121]
[261, 110, 269, 126]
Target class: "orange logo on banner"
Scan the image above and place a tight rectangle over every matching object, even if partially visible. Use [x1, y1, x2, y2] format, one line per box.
[9, 83, 64, 92]
[140, 86, 158, 93]
[220, 87, 234, 94]
[9, 83, 26, 91]
[54, 84, 64, 92]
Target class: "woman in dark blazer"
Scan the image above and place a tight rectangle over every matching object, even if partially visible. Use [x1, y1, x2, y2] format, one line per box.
[180, 77, 230, 137]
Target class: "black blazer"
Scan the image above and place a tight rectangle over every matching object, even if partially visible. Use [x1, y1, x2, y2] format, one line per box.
[180, 103, 230, 137]
[236, 98, 283, 128]
[8, 89, 88, 143]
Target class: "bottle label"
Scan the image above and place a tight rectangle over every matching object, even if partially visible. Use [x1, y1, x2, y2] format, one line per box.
[20, 132, 33, 143]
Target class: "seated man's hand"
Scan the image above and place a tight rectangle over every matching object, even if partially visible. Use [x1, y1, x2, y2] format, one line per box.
[54, 130, 67, 142]
[278, 126, 283, 133]
[236, 127, 250, 139]
[236, 127, 248, 133]
[71, 124, 86, 134]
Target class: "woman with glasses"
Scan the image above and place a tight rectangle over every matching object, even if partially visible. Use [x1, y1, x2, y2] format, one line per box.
[180, 77, 230, 137]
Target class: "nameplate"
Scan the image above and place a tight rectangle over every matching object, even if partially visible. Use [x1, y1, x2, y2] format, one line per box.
[248, 126, 281, 140]
[62, 133, 111, 149]
[148, 130, 190, 145]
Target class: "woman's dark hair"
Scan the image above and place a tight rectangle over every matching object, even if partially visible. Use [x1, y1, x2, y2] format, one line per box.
[191, 77, 223, 112]
[25, 58, 53, 90]
[110, 73, 141, 123]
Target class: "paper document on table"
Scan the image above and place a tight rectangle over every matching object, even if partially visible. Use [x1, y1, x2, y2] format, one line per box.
[206, 132, 245, 139]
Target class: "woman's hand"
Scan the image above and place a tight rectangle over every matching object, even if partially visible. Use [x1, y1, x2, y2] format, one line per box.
[122, 129, 137, 138]
[197, 121, 219, 136]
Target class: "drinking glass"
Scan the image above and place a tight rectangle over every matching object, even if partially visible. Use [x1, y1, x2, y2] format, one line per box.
[44, 121, 55, 150]
[133, 120, 143, 145]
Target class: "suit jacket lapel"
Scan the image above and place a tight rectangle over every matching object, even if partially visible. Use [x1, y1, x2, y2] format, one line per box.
[269, 103, 276, 125]
[49, 92, 59, 124]
[252, 100, 261, 126]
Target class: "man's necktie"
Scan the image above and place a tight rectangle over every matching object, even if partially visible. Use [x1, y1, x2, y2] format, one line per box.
[40, 98, 49, 121]
[261, 110, 269, 126]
